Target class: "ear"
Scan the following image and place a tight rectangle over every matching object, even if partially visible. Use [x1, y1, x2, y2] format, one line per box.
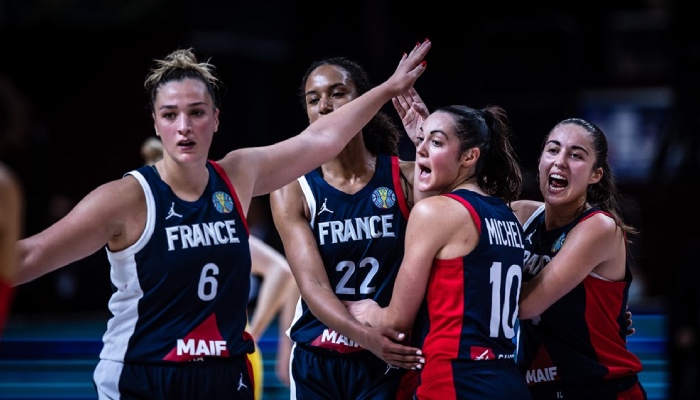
[152, 114, 159, 137]
[589, 167, 603, 184]
[461, 147, 480, 167]
[213, 107, 220, 133]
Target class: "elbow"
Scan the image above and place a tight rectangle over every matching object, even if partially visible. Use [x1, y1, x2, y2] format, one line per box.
[518, 297, 544, 320]
[518, 307, 537, 320]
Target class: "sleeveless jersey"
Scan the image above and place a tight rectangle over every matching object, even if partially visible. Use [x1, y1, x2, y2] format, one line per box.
[289, 154, 410, 353]
[518, 205, 643, 385]
[99, 161, 254, 364]
[417, 189, 525, 383]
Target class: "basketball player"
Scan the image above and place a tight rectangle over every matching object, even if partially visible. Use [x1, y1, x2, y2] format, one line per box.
[347, 105, 531, 399]
[138, 131, 297, 398]
[271, 55, 429, 400]
[513, 118, 647, 399]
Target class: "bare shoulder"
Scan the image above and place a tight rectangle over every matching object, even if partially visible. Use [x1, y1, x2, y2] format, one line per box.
[270, 179, 310, 230]
[85, 174, 144, 209]
[270, 179, 303, 211]
[215, 149, 257, 204]
[511, 199, 543, 225]
[578, 211, 620, 237]
[412, 195, 466, 225]
[72, 175, 146, 236]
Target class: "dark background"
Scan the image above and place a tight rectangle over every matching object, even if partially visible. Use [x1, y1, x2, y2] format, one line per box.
[1, 0, 696, 396]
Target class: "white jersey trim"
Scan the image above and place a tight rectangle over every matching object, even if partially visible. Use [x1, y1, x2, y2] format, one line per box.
[297, 176, 317, 227]
[98, 170, 154, 363]
[522, 204, 545, 231]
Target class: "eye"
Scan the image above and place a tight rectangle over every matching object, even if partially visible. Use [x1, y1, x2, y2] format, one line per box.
[162, 112, 176, 120]
[191, 109, 205, 117]
[332, 90, 346, 98]
[307, 97, 319, 106]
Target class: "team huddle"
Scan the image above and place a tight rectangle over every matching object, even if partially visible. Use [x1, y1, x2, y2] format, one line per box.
[1, 39, 646, 399]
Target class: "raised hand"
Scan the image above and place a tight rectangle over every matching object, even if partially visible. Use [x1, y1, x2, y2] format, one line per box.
[383, 39, 431, 99]
[392, 87, 430, 145]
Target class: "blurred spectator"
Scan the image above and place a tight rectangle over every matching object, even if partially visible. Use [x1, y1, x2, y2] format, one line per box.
[140, 136, 163, 165]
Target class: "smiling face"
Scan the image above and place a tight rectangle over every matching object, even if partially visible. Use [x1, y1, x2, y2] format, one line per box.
[303, 64, 359, 124]
[538, 123, 603, 208]
[152, 78, 219, 164]
[415, 111, 473, 193]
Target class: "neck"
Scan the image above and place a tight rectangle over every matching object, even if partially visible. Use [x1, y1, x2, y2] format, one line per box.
[441, 174, 483, 196]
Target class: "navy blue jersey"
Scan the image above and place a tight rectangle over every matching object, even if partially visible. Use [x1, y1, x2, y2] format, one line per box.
[518, 206, 643, 386]
[415, 189, 525, 396]
[289, 154, 410, 353]
[99, 161, 254, 364]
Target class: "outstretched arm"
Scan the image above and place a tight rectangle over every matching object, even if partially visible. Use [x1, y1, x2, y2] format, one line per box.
[218, 40, 432, 205]
[16, 176, 142, 286]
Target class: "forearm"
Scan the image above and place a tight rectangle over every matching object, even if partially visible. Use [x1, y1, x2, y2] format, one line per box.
[248, 272, 296, 340]
[301, 285, 374, 348]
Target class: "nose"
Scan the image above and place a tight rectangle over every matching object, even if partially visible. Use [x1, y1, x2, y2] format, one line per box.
[553, 153, 567, 168]
[416, 139, 428, 157]
[177, 114, 192, 134]
[318, 95, 333, 114]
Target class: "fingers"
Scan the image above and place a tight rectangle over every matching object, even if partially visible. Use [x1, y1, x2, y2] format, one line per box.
[382, 344, 425, 370]
[407, 39, 431, 60]
[397, 39, 431, 73]
[394, 93, 411, 114]
[391, 97, 406, 118]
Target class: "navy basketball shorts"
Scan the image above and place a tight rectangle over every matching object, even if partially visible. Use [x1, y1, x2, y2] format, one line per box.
[94, 356, 255, 399]
[290, 343, 415, 400]
[527, 374, 647, 400]
[416, 359, 532, 400]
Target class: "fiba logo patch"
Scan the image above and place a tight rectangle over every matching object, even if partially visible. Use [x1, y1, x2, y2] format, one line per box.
[212, 191, 234, 214]
[552, 233, 566, 254]
[371, 187, 396, 209]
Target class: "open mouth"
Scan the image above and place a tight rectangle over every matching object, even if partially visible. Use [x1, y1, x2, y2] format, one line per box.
[548, 173, 568, 190]
[418, 164, 431, 179]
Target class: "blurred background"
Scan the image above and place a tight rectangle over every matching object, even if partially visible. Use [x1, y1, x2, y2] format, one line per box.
[0, 0, 696, 399]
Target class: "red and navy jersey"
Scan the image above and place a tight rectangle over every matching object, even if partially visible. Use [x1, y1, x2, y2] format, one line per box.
[518, 206, 643, 385]
[289, 154, 410, 353]
[99, 161, 254, 364]
[416, 189, 525, 380]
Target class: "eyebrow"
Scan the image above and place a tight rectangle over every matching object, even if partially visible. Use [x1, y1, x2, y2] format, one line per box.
[305, 82, 346, 97]
[546, 140, 590, 156]
[158, 101, 207, 110]
[428, 129, 448, 138]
